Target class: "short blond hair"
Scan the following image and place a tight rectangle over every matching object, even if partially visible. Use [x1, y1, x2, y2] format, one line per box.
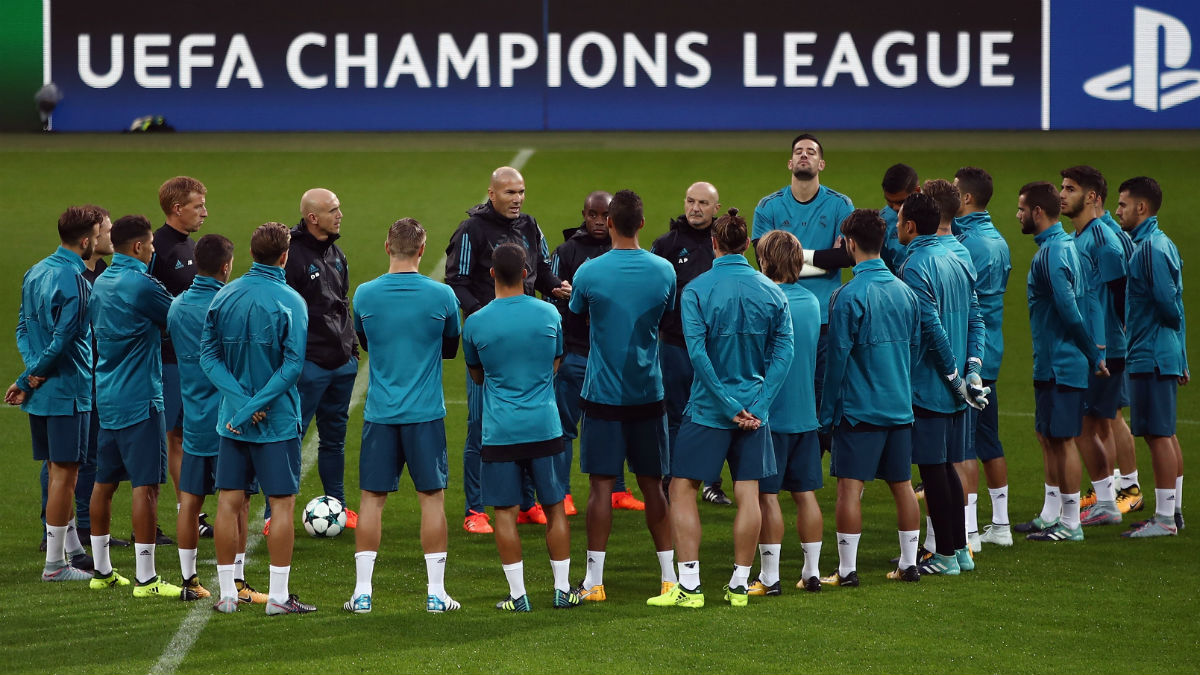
[158, 176, 206, 215]
[757, 230, 804, 283]
[387, 218, 426, 258]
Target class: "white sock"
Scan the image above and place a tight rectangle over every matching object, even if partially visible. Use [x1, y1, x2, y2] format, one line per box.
[91, 535, 112, 575]
[729, 564, 751, 590]
[179, 548, 198, 579]
[1040, 484, 1061, 522]
[425, 552, 447, 598]
[678, 560, 700, 590]
[1156, 488, 1176, 519]
[656, 550, 677, 583]
[135, 543, 156, 583]
[757, 543, 781, 586]
[354, 551, 377, 598]
[176, 502, 181, 513]
[234, 552, 246, 581]
[268, 565, 291, 604]
[801, 541, 821, 580]
[1060, 492, 1081, 530]
[217, 564, 236, 600]
[1120, 471, 1139, 490]
[502, 561, 526, 598]
[1094, 476, 1116, 503]
[836, 532, 860, 577]
[923, 516, 936, 552]
[1113, 469, 1121, 486]
[65, 518, 84, 555]
[988, 485, 1010, 526]
[550, 558, 571, 593]
[1176, 475, 1184, 511]
[582, 550, 605, 589]
[966, 493, 979, 535]
[45, 524, 67, 567]
[899, 529, 920, 569]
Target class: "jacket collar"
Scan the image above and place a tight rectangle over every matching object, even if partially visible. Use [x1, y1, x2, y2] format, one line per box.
[53, 246, 87, 273]
[1034, 222, 1066, 246]
[907, 234, 940, 250]
[111, 252, 148, 273]
[952, 210, 992, 233]
[1129, 215, 1159, 243]
[190, 275, 224, 292]
[852, 257, 888, 274]
[713, 253, 749, 268]
[291, 221, 339, 252]
[247, 262, 286, 281]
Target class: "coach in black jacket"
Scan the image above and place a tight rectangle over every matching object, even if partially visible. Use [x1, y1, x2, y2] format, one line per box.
[271, 188, 359, 528]
[444, 166, 570, 533]
[650, 181, 730, 505]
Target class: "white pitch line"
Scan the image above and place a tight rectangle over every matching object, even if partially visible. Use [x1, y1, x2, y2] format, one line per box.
[149, 147, 536, 675]
[148, 365, 369, 675]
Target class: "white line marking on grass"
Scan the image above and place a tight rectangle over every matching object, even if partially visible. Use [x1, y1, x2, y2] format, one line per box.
[148, 364, 369, 675]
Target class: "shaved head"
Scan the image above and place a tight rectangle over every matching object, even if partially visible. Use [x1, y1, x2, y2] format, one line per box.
[582, 190, 612, 240]
[684, 181, 721, 229]
[300, 187, 342, 240]
[488, 166, 526, 220]
[490, 166, 524, 189]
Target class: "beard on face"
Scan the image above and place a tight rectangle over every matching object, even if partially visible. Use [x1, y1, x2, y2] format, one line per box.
[1019, 213, 1037, 234]
[793, 167, 817, 181]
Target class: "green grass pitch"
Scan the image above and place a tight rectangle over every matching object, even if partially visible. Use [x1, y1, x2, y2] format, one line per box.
[1, 131, 1198, 675]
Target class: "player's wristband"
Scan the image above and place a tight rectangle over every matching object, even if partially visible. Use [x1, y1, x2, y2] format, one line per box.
[966, 358, 982, 377]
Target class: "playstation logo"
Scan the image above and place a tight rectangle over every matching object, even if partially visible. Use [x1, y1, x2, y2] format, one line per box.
[1084, 6, 1200, 111]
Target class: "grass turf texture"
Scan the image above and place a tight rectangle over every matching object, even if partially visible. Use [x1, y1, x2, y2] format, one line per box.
[1, 131, 1198, 675]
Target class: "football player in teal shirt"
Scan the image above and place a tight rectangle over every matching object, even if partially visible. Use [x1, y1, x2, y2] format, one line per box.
[880, 163, 920, 273]
[752, 134, 854, 454]
[347, 218, 462, 613]
[568, 190, 677, 602]
[463, 243, 581, 611]
[1016, 183, 1107, 544]
[748, 230, 824, 595]
[952, 167, 1015, 546]
[1116, 177, 1187, 537]
[1060, 166, 1129, 527]
[90, 215, 194, 600]
[1093, 178, 1144, 515]
[819, 209, 923, 587]
[201, 223, 314, 614]
[896, 193, 987, 576]
[168, 234, 263, 602]
[7, 206, 103, 583]
[648, 209, 793, 609]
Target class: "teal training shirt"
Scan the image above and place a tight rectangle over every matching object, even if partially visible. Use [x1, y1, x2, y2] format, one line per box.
[680, 254, 794, 429]
[353, 272, 460, 425]
[953, 211, 1012, 380]
[462, 295, 564, 446]
[1026, 224, 1101, 388]
[900, 236, 985, 414]
[752, 184, 854, 323]
[1074, 218, 1129, 360]
[15, 247, 93, 416]
[90, 253, 173, 430]
[880, 205, 908, 273]
[200, 263, 308, 442]
[1126, 216, 1188, 376]
[569, 248, 676, 406]
[167, 275, 224, 456]
[1101, 211, 1136, 261]
[768, 282, 821, 433]
[821, 258, 922, 430]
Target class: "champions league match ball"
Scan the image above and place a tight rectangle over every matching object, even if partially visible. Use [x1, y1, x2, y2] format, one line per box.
[303, 495, 347, 538]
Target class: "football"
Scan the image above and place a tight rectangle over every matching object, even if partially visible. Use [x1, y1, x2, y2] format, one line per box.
[302, 495, 347, 538]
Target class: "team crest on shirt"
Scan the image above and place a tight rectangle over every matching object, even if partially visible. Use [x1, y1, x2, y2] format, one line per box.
[677, 247, 689, 265]
[333, 260, 344, 273]
[174, 260, 184, 270]
[308, 263, 320, 280]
